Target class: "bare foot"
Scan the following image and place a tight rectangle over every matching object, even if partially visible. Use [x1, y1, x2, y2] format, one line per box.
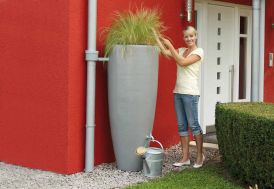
[179, 157, 190, 163]
[195, 154, 205, 165]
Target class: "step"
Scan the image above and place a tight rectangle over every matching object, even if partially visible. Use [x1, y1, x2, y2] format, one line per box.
[206, 125, 216, 133]
[190, 141, 219, 149]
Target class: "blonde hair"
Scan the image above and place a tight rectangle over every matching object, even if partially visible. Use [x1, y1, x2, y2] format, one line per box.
[183, 26, 197, 36]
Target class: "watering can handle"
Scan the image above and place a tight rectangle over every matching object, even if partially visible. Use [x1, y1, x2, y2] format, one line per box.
[150, 139, 164, 150]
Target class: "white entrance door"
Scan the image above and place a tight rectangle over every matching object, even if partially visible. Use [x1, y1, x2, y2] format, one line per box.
[195, 1, 252, 133]
[205, 4, 235, 127]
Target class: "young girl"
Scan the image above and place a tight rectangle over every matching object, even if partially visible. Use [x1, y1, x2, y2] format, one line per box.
[155, 26, 205, 168]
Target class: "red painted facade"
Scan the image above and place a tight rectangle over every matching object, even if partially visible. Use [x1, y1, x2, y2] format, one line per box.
[264, 0, 274, 102]
[0, 0, 272, 174]
[0, 0, 188, 174]
[0, 1, 70, 173]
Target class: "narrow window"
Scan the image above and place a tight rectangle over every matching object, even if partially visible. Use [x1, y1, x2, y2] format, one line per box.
[217, 72, 221, 80]
[218, 28, 221, 36]
[239, 38, 247, 99]
[218, 13, 221, 21]
[240, 16, 248, 34]
[217, 57, 221, 65]
[217, 42, 221, 50]
[217, 87, 221, 94]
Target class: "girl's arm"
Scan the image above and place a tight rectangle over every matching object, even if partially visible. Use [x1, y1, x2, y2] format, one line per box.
[153, 30, 173, 57]
[161, 38, 201, 66]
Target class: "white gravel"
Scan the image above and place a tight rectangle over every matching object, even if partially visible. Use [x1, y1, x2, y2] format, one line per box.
[0, 144, 220, 189]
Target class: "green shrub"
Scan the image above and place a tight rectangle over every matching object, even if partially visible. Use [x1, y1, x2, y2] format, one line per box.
[215, 103, 274, 189]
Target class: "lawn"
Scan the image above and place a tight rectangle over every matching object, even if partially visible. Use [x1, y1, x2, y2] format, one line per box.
[126, 162, 244, 189]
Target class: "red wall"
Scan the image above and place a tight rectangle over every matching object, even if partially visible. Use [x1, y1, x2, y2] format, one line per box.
[67, 0, 87, 173]
[0, 0, 189, 174]
[0, 1, 70, 173]
[264, 0, 274, 102]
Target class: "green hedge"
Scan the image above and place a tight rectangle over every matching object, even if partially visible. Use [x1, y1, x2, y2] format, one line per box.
[215, 103, 274, 189]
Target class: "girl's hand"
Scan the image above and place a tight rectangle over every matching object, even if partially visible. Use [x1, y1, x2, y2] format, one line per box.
[160, 37, 172, 48]
[152, 30, 172, 57]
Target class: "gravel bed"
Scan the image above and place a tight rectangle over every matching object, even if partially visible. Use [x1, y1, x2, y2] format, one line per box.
[0, 144, 220, 189]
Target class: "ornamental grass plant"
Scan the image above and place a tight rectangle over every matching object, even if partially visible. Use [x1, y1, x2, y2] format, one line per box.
[104, 7, 166, 56]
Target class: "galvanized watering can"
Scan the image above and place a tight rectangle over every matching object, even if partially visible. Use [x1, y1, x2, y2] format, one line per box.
[136, 139, 164, 177]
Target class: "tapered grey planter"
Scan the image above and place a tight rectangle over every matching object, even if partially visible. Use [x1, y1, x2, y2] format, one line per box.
[108, 45, 159, 171]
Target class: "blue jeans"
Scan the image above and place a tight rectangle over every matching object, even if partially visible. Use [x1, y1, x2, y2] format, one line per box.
[174, 93, 202, 136]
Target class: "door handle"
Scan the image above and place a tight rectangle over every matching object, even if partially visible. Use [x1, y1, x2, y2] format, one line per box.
[229, 65, 234, 102]
[269, 53, 273, 67]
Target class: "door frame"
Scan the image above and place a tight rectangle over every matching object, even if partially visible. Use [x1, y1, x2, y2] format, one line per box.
[195, 0, 252, 133]
[234, 8, 252, 102]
